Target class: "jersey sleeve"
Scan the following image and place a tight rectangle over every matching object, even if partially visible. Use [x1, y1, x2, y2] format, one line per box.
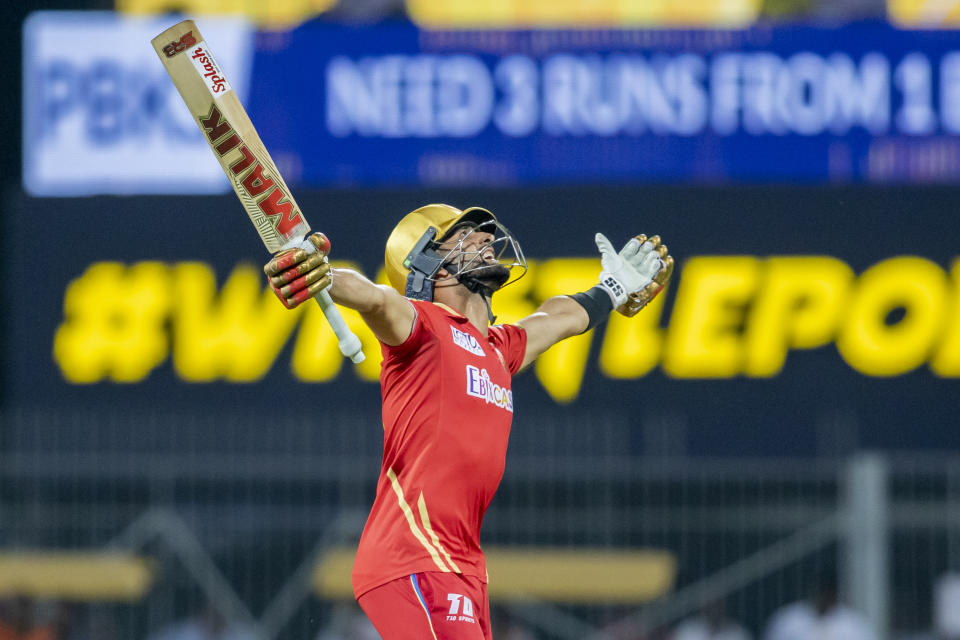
[380, 300, 437, 361]
[488, 324, 528, 375]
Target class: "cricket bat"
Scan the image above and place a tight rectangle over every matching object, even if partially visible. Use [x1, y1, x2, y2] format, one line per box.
[151, 20, 363, 363]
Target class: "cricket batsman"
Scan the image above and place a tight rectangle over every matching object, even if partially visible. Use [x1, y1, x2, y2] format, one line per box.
[263, 204, 673, 639]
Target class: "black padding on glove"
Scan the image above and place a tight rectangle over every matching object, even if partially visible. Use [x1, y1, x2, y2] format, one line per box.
[570, 286, 614, 333]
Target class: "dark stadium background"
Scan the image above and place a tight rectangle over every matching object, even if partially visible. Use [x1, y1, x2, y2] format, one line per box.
[3, 2, 960, 640]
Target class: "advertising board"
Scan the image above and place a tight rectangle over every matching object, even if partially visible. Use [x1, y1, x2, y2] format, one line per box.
[22, 12, 253, 196]
[4, 186, 958, 456]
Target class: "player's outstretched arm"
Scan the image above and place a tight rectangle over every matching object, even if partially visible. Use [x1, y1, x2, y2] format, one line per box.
[327, 269, 415, 346]
[516, 296, 590, 369]
[264, 232, 416, 346]
[516, 232, 673, 370]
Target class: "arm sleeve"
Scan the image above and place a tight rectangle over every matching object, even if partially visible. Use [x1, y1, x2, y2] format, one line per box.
[380, 300, 435, 361]
[488, 324, 528, 375]
[380, 305, 422, 361]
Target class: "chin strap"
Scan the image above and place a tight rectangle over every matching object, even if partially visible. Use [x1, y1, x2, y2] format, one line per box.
[460, 276, 497, 324]
[483, 296, 496, 325]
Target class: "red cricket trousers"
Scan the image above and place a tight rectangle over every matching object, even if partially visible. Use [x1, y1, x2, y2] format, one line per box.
[358, 572, 492, 640]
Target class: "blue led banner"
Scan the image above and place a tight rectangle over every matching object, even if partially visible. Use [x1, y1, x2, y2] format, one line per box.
[22, 16, 960, 194]
[247, 22, 960, 186]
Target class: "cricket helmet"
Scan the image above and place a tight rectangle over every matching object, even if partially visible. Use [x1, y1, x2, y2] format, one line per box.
[384, 204, 526, 301]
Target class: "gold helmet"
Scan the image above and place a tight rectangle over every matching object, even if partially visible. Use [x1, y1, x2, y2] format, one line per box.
[384, 203, 526, 300]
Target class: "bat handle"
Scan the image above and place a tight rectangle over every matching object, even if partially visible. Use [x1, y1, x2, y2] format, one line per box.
[313, 288, 365, 363]
[291, 237, 365, 363]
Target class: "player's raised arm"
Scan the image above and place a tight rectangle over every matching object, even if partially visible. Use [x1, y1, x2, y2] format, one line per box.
[516, 232, 674, 370]
[264, 232, 416, 346]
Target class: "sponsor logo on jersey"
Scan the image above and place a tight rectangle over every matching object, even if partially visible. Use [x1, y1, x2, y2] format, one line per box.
[451, 326, 485, 356]
[466, 365, 513, 412]
[446, 593, 476, 623]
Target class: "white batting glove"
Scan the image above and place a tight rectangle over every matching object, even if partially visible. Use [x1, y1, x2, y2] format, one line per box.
[595, 233, 665, 308]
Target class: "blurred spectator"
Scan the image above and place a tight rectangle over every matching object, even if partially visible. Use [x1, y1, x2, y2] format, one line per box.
[489, 606, 537, 640]
[810, 0, 884, 21]
[760, 0, 817, 19]
[934, 573, 960, 640]
[764, 571, 876, 640]
[313, 602, 379, 640]
[0, 596, 54, 640]
[323, 0, 406, 23]
[82, 605, 119, 640]
[597, 606, 651, 640]
[759, 0, 884, 21]
[144, 605, 256, 640]
[672, 600, 751, 640]
[46, 602, 81, 640]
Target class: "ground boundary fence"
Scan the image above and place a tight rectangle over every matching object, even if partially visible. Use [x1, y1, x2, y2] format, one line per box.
[1, 409, 956, 639]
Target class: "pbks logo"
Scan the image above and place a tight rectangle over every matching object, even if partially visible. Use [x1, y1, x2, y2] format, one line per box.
[465, 365, 513, 412]
[198, 105, 305, 238]
[451, 326, 485, 356]
[189, 43, 231, 95]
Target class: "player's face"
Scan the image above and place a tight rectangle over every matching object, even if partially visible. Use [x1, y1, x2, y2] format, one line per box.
[438, 224, 511, 290]
[441, 226, 496, 262]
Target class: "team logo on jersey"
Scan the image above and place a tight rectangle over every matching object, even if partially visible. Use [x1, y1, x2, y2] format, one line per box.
[450, 326, 486, 356]
[446, 593, 476, 623]
[466, 365, 513, 412]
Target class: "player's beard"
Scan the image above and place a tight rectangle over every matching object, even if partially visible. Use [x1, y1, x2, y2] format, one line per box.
[466, 263, 511, 291]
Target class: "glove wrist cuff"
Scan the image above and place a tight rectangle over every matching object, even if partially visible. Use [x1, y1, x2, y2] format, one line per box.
[597, 276, 627, 307]
[570, 286, 615, 333]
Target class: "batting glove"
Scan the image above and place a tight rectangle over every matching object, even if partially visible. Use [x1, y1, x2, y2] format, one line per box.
[264, 232, 332, 309]
[595, 233, 674, 317]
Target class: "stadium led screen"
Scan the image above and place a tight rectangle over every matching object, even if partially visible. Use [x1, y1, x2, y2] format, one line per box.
[23, 17, 960, 194]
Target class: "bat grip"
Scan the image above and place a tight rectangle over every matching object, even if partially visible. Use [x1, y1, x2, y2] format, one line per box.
[313, 288, 365, 363]
[293, 237, 365, 363]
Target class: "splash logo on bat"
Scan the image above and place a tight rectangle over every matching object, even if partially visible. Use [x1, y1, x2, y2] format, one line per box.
[189, 42, 231, 95]
[198, 105, 304, 241]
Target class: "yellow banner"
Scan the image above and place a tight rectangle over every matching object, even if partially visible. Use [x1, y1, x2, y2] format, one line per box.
[406, 0, 762, 28]
[116, 0, 761, 29]
[116, 0, 337, 29]
[54, 255, 960, 402]
[888, 0, 960, 26]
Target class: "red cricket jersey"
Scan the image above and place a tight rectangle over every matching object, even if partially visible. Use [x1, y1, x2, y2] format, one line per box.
[351, 300, 527, 599]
